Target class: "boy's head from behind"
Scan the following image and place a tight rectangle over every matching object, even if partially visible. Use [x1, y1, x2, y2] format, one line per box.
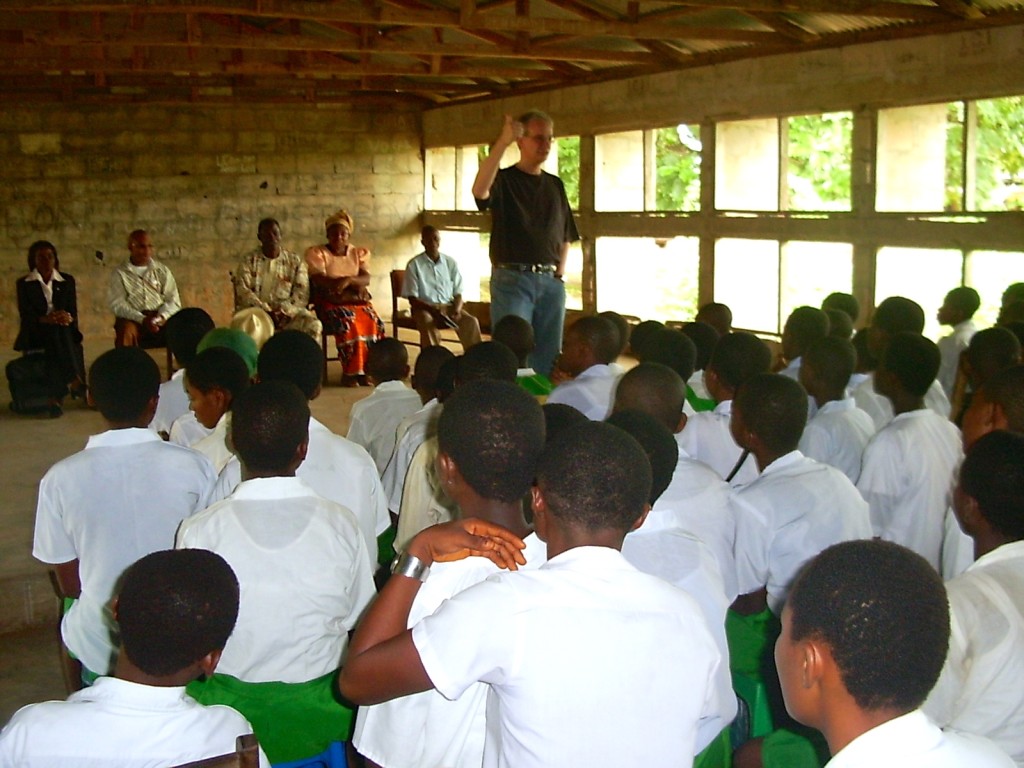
[117, 549, 239, 683]
[683, 321, 719, 373]
[824, 309, 854, 341]
[732, 373, 808, 458]
[705, 332, 772, 402]
[542, 402, 590, 446]
[999, 282, 1024, 324]
[696, 302, 732, 337]
[956, 430, 1024, 544]
[230, 381, 310, 476]
[875, 332, 940, 402]
[598, 311, 631, 358]
[782, 306, 830, 361]
[643, 328, 697, 382]
[257, 330, 322, 400]
[559, 315, 619, 375]
[612, 362, 687, 434]
[412, 345, 456, 402]
[629, 320, 666, 362]
[365, 338, 410, 385]
[821, 292, 860, 325]
[164, 308, 215, 368]
[937, 286, 980, 327]
[966, 326, 1021, 389]
[535, 421, 651, 540]
[185, 347, 251, 430]
[868, 296, 925, 359]
[851, 328, 877, 374]
[89, 347, 161, 426]
[800, 337, 857, 406]
[492, 315, 535, 367]
[457, 341, 519, 385]
[605, 410, 678, 506]
[778, 540, 948, 737]
[962, 365, 1024, 450]
[437, 380, 545, 504]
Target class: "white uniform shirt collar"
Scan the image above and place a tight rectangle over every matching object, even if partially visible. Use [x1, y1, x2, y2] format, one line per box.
[575, 363, 614, 381]
[373, 380, 412, 393]
[713, 399, 732, 416]
[517, 367, 537, 377]
[86, 427, 164, 450]
[827, 710, 938, 767]
[231, 475, 319, 501]
[78, 676, 191, 708]
[541, 544, 633, 572]
[27, 268, 65, 283]
[968, 539, 1024, 571]
[890, 408, 931, 425]
[760, 450, 804, 476]
[816, 397, 856, 416]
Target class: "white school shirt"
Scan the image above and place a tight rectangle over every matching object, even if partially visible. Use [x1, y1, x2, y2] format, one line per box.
[192, 412, 234, 473]
[0, 677, 270, 768]
[853, 373, 952, 430]
[382, 399, 442, 513]
[354, 534, 548, 768]
[177, 476, 376, 683]
[346, 381, 423, 475]
[825, 710, 1014, 768]
[168, 410, 213, 447]
[395, 437, 457, 553]
[212, 417, 390, 570]
[150, 369, 189, 436]
[732, 451, 872, 614]
[545, 363, 619, 420]
[856, 409, 962, 572]
[32, 428, 217, 674]
[937, 319, 977, 399]
[677, 400, 760, 487]
[689, 370, 711, 400]
[412, 546, 723, 768]
[622, 515, 737, 753]
[924, 540, 1024, 766]
[663, 438, 738, 600]
[798, 398, 876, 485]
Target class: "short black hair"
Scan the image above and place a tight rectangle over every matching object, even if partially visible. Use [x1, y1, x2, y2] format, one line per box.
[708, 332, 772, 391]
[961, 430, 1024, 541]
[872, 296, 925, 336]
[821, 292, 860, 324]
[186, 347, 251, 399]
[613, 362, 687, 433]
[435, 356, 459, 402]
[438, 380, 545, 502]
[492, 315, 535, 364]
[165, 308, 216, 367]
[230, 381, 310, 473]
[413, 345, 456, 392]
[682, 321, 719, 372]
[967, 327, 1021, 382]
[605, 410, 678, 505]
[788, 540, 949, 712]
[568, 315, 620, 365]
[880, 332, 940, 398]
[784, 306, 830, 355]
[803, 337, 857, 394]
[734, 373, 808, 453]
[542, 403, 590, 445]
[456, 341, 518, 384]
[257, 217, 280, 233]
[537, 421, 652, 533]
[643, 329, 696, 382]
[696, 302, 733, 335]
[118, 549, 239, 677]
[257, 330, 323, 399]
[978, 365, 1024, 432]
[824, 309, 854, 341]
[852, 328, 877, 372]
[1004, 283, 1024, 305]
[366, 338, 409, 383]
[27, 240, 59, 271]
[1006, 322, 1024, 348]
[89, 347, 161, 422]
[599, 311, 631, 357]
[944, 286, 981, 318]
[629, 320, 666, 361]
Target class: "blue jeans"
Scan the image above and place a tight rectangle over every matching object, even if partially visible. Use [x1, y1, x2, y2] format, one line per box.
[490, 268, 565, 377]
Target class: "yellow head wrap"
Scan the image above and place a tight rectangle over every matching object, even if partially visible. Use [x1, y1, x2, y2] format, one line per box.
[325, 209, 354, 233]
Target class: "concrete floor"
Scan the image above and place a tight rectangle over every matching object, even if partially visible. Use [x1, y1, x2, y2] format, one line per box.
[0, 337, 398, 725]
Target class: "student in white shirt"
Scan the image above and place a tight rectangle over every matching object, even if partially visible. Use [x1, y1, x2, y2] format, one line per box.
[682, 320, 720, 406]
[641, 327, 699, 414]
[798, 336, 875, 484]
[547, 314, 621, 420]
[924, 431, 1024, 766]
[961, 364, 1024, 451]
[599, 309, 631, 376]
[184, 346, 251, 473]
[150, 307, 214, 438]
[355, 380, 548, 768]
[778, 306, 830, 383]
[340, 421, 724, 768]
[0, 549, 269, 768]
[852, 297, 950, 429]
[959, 328, 1022, 420]
[33, 347, 217, 681]
[347, 338, 422, 475]
[776, 540, 1013, 768]
[492, 313, 554, 397]
[936, 286, 980, 398]
[730, 373, 872, 617]
[178, 381, 376, 763]
[857, 333, 962, 573]
[677, 331, 772, 486]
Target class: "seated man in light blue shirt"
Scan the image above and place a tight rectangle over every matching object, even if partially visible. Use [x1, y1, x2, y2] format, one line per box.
[402, 226, 482, 350]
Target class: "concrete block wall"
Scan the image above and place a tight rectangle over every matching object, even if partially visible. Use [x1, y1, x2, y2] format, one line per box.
[0, 103, 426, 347]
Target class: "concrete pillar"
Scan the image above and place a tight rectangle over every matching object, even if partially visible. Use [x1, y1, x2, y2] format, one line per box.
[876, 103, 947, 212]
[425, 146, 456, 209]
[595, 130, 644, 211]
[715, 118, 778, 211]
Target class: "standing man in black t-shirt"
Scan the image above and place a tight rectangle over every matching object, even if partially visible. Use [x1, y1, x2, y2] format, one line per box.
[472, 111, 580, 377]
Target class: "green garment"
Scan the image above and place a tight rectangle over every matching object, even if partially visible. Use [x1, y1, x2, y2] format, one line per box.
[686, 384, 717, 413]
[517, 372, 553, 397]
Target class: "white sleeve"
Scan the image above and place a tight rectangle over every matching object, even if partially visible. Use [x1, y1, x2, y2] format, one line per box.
[32, 470, 77, 565]
[730, 493, 771, 597]
[856, 436, 903, 539]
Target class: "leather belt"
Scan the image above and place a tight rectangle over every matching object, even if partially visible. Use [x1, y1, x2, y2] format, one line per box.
[493, 262, 557, 273]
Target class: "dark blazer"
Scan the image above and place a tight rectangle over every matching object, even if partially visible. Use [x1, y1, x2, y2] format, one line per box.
[14, 273, 83, 351]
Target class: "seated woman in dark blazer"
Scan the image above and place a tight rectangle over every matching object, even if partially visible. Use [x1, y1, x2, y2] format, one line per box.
[15, 240, 87, 413]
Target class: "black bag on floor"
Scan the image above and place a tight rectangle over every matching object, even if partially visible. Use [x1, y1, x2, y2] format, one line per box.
[7, 353, 52, 414]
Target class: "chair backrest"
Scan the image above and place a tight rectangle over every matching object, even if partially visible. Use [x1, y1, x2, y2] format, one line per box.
[171, 734, 261, 768]
[390, 270, 405, 316]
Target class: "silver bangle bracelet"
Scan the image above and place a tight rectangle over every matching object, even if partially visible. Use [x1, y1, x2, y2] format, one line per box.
[391, 552, 431, 582]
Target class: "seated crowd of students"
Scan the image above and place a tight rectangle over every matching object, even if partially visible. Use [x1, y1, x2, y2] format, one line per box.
[3, 281, 1024, 768]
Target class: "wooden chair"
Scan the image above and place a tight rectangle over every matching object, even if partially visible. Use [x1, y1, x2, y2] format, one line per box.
[172, 734, 260, 768]
[321, 328, 341, 386]
[389, 269, 471, 348]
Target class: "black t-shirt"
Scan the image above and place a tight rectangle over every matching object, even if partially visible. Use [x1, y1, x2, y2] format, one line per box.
[476, 166, 580, 267]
